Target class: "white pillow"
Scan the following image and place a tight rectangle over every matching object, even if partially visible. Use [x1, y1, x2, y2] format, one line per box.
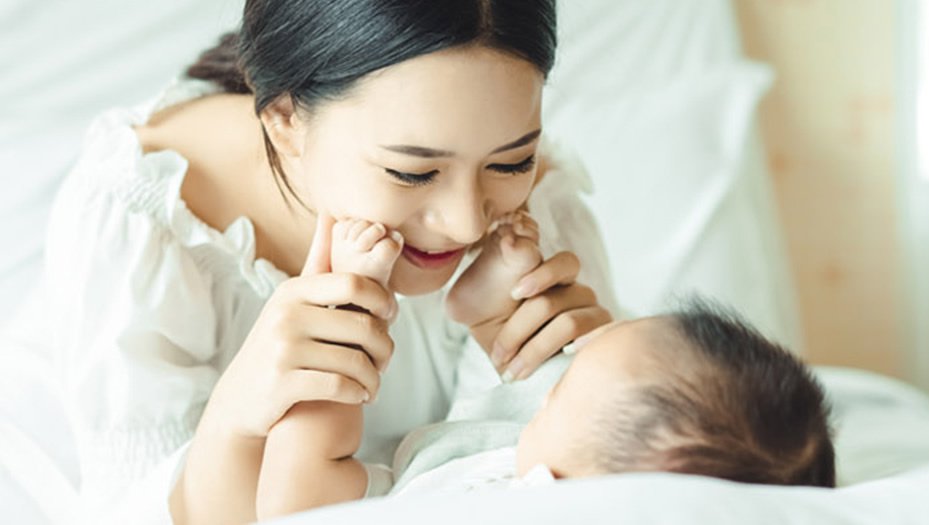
[542, 0, 802, 350]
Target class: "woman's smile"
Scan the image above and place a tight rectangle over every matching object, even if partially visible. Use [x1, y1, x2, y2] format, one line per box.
[401, 244, 467, 269]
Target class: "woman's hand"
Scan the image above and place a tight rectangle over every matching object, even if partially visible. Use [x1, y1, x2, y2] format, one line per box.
[204, 213, 398, 439]
[490, 250, 612, 382]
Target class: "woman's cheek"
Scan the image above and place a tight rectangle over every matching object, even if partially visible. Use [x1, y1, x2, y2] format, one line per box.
[326, 180, 414, 227]
[494, 174, 537, 214]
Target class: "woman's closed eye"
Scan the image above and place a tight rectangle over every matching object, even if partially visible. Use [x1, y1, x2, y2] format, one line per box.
[488, 154, 536, 175]
[385, 168, 439, 186]
[385, 154, 537, 186]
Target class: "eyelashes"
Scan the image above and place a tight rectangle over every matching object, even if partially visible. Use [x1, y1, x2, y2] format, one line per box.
[490, 155, 537, 175]
[385, 168, 440, 187]
[385, 155, 537, 187]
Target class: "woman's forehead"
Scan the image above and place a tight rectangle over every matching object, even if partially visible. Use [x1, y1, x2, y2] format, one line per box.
[327, 46, 544, 153]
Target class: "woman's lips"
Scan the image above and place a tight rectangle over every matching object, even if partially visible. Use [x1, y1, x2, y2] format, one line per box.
[402, 245, 466, 270]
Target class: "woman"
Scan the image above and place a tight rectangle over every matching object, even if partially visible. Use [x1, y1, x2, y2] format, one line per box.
[43, 0, 615, 522]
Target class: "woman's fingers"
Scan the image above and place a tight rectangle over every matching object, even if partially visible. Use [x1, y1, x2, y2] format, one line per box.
[501, 305, 612, 382]
[277, 272, 397, 322]
[279, 302, 394, 373]
[510, 251, 580, 300]
[279, 369, 370, 407]
[302, 212, 336, 276]
[492, 283, 598, 368]
[285, 341, 382, 399]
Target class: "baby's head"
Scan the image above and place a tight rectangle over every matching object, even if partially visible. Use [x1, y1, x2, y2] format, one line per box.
[516, 298, 835, 488]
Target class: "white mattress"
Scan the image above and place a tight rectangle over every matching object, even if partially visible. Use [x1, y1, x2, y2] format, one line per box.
[270, 468, 929, 525]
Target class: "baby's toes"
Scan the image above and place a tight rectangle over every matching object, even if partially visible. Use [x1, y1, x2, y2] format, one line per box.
[354, 222, 387, 252]
[495, 212, 520, 228]
[511, 215, 540, 243]
[370, 231, 404, 266]
[493, 222, 516, 241]
[346, 219, 373, 243]
[500, 232, 543, 272]
[332, 219, 353, 242]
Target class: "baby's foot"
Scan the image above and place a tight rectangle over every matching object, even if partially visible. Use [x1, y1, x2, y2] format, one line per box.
[330, 219, 404, 289]
[446, 211, 543, 327]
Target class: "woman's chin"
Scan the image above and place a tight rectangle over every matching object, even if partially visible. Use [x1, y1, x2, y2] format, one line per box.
[390, 277, 446, 296]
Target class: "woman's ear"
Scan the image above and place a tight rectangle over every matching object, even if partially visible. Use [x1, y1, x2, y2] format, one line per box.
[259, 94, 306, 158]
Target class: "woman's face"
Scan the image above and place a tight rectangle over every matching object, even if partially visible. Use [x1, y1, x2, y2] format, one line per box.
[292, 45, 545, 295]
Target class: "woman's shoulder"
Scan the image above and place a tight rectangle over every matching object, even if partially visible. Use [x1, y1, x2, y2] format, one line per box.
[65, 77, 222, 206]
[48, 78, 287, 297]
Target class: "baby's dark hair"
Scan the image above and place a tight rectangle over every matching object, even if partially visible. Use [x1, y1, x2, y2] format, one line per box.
[594, 297, 835, 488]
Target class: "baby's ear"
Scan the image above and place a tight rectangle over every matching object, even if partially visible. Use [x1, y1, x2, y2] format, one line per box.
[259, 94, 306, 158]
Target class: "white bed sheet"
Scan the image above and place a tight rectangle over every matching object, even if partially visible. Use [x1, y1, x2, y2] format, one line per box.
[268, 468, 929, 525]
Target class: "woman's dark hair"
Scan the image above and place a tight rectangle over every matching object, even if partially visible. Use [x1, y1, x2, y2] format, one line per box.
[186, 0, 558, 210]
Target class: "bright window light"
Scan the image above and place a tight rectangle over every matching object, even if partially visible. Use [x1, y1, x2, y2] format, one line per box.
[919, 1, 929, 181]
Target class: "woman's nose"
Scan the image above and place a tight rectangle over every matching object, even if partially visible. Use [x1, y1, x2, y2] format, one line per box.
[426, 179, 491, 245]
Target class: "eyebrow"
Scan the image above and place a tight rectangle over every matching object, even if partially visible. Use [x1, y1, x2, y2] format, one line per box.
[380, 128, 542, 158]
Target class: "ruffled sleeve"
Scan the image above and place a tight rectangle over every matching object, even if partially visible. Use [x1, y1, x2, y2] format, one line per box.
[527, 137, 623, 319]
[43, 113, 225, 521]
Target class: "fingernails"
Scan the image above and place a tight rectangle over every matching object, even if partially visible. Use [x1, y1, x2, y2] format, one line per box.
[503, 358, 524, 383]
[511, 279, 535, 300]
[573, 331, 596, 350]
[562, 342, 578, 355]
[491, 342, 507, 369]
[390, 230, 404, 246]
[362, 391, 371, 403]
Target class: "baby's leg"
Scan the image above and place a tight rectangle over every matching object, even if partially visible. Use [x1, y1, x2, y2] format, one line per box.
[446, 212, 542, 358]
[257, 219, 403, 518]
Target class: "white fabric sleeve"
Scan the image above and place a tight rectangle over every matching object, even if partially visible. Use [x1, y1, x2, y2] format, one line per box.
[363, 463, 395, 498]
[44, 171, 220, 522]
[528, 138, 624, 320]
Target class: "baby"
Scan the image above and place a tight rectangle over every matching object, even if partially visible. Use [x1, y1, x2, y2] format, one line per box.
[258, 212, 835, 516]
[391, 297, 837, 496]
